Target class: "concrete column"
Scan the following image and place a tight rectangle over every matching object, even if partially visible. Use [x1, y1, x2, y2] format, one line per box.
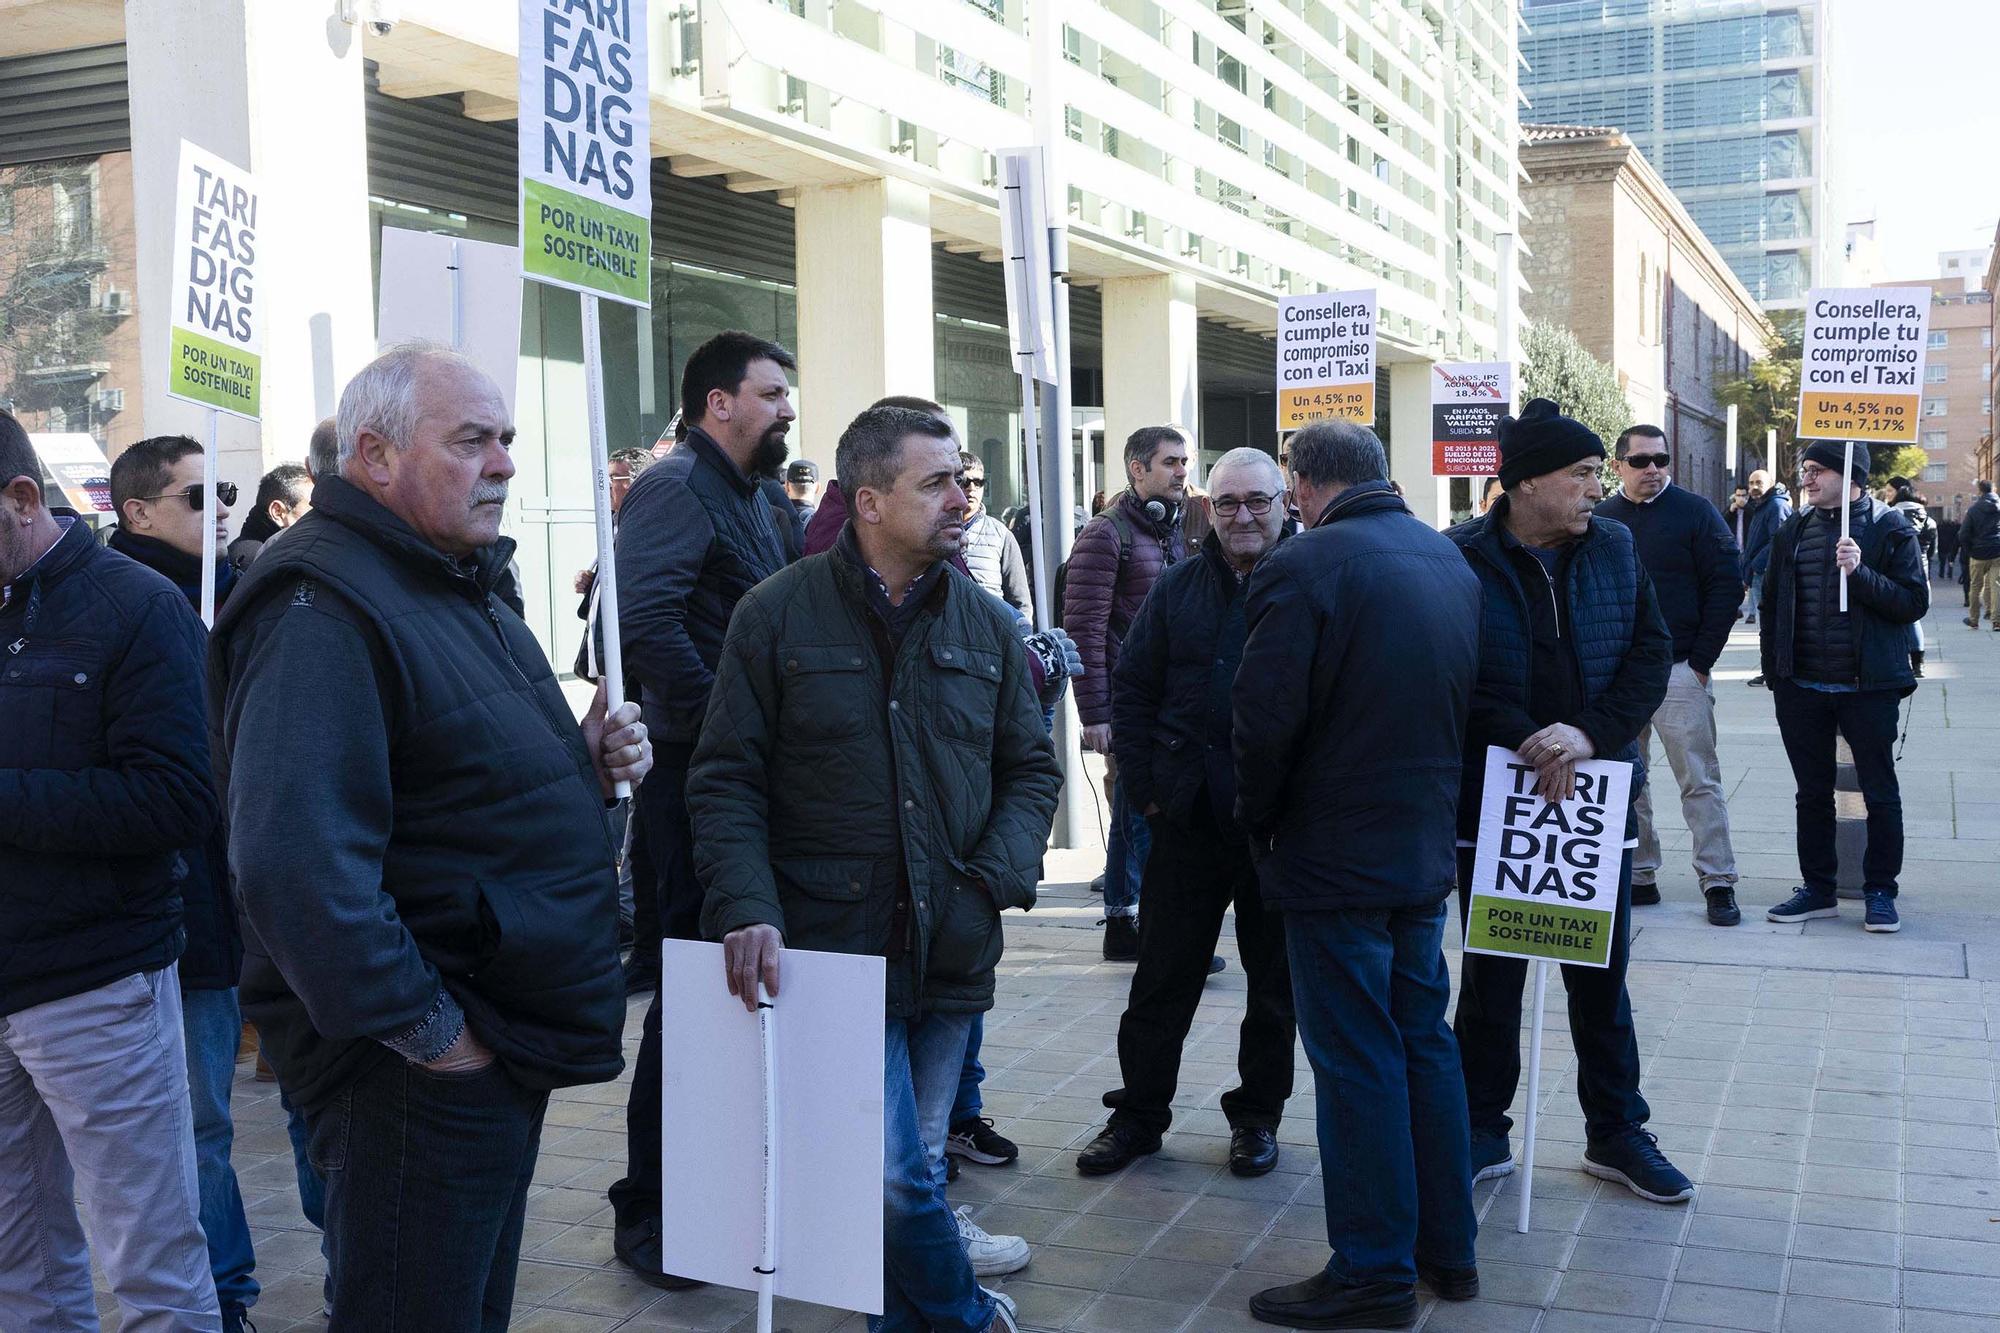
[1386, 358, 1449, 529]
[794, 178, 935, 466]
[127, 1, 374, 501]
[1100, 272, 1199, 483]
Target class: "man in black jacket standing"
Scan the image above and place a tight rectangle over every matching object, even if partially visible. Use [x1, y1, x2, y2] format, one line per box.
[1077, 448, 1297, 1181]
[1448, 400, 1691, 1209]
[1964, 478, 2000, 627]
[1596, 425, 1744, 926]
[106, 434, 259, 1328]
[1234, 422, 1483, 1331]
[1760, 441, 1929, 933]
[211, 345, 652, 1329]
[0, 409, 223, 1331]
[608, 330, 796, 1284]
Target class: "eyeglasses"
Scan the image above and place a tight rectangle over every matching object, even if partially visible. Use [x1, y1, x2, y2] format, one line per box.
[1623, 453, 1670, 471]
[1212, 494, 1277, 517]
[137, 481, 238, 512]
[960, 476, 986, 490]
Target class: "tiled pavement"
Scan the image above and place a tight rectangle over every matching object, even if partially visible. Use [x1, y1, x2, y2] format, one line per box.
[97, 586, 2000, 1331]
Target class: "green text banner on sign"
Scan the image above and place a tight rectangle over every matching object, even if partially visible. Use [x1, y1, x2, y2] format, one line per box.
[1462, 746, 1631, 969]
[167, 141, 262, 420]
[518, 0, 652, 307]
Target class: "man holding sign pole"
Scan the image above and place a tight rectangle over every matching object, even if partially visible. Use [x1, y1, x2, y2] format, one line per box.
[1446, 400, 1693, 1206]
[1756, 441, 1928, 932]
[1233, 422, 1483, 1330]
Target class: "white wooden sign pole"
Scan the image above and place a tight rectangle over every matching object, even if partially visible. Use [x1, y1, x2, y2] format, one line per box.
[1516, 960, 1550, 1232]
[200, 408, 219, 626]
[755, 982, 779, 1333]
[579, 294, 631, 799]
[1839, 441, 1854, 612]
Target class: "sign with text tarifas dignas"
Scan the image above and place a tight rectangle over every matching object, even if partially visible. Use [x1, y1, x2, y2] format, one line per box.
[1431, 361, 1511, 476]
[518, 0, 651, 306]
[1277, 290, 1375, 429]
[1463, 747, 1632, 969]
[1797, 287, 1932, 443]
[167, 141, 262, 419]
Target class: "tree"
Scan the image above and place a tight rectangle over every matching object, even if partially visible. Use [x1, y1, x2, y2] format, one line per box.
[1868, 444, 1929, 491]
[1716, 311, 1800, 476]
[1519, 320, 1632, 487]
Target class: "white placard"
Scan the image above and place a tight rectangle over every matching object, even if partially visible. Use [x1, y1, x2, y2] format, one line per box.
[29, 433, 114, 513]
[375, 228, 526, 416]
[1277, 290, 1376, 429]
[658, 939, 886, 1315]
[167, 140, 262, 420]
[1797, 286, 1932, 443]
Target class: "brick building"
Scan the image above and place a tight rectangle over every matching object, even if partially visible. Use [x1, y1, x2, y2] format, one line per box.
[1896, 276, 1990, 519]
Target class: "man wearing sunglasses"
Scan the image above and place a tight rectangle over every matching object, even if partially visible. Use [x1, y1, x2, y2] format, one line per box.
[1595, 426, 1745, 928]
[955, 452, 1032, 615]
[105, 435, 259, 1329]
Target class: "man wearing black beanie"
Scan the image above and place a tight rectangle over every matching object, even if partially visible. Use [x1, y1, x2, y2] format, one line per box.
[1447, 399, 1692, 1205]
[1757, 440, 1928, 934]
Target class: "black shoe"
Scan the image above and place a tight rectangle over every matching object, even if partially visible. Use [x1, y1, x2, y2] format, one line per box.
[1076, 1123, 1160, 1176]
[1102, 916, 1139, 962]
[1746, 673, 1766, 686]
[1249, 1273, 1417, 1330]
[948, 1117, 1020, 1166]
[1208, 954, 1226, 976]
[1417, 1260, 1479, 1301]
[622, 954, 659, 996]
[1583, 1128, 1695, 1204]
[221, 1305, 257, 1333]
[1469, 1129, 1515, 1184]
[1630, 880, 1661, 906]
[1229, 1126, 1280, 1177]
[1912, 652, 1925, 678]
[947, 1153, 960, 1183]
[1705, 886, 1741, 927]
[613, 1217, 705, 1290]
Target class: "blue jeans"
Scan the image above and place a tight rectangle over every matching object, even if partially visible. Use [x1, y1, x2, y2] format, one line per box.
[181, 987, 258, 1313]
[1284, 903, 1476, 1286]
[948, 1014, 984, 1133]
[875, 1012, 992, 1333]
[1103, 779, 1149, 919]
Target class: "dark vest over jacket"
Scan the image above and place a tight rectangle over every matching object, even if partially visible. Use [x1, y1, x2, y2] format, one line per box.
[690, 537, 1061, 1019]
[1448, 502, 1672, 841]
[1233, 483, 1483, 912]
[1, 516, 215, 1016]
[211, 479, 625, 1109]
[615, 428, 790, 745]
[1759, 495, 1928, 694]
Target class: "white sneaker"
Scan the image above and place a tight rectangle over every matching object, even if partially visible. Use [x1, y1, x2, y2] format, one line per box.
[957, 1205, 1030, 1277]
[979, 1285, 1020, 1333]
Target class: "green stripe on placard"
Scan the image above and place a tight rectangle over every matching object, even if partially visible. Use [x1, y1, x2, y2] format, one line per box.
[521, 178, 650, 306]
[1464, 898, 1614, 966]
[169, 326, 261, 419]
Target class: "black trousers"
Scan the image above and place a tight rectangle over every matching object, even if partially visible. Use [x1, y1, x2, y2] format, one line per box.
[1453, 847, 1650, 1143]
[1772, 680, 1904, 897]
[610, 744, 700, 1228]
[1106, 803, 1295, 1139]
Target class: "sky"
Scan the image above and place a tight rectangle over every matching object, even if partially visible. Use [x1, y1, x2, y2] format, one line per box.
[1828, 0, 2000, 280]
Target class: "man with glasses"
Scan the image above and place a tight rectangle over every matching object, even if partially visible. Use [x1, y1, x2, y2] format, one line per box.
[956, 452, 1032, 615]
[1596, 426, 1745, 927]
[1076, 448, 1298, 1180]
[105, 435, 259, 1329]
[1757, 441, 1928, 934]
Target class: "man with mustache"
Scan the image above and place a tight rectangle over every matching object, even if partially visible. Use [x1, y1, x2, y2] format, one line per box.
[1446, 399, 1690, 1207]
[609, 330, 798, 1286]
[210, 342, 653, 1327]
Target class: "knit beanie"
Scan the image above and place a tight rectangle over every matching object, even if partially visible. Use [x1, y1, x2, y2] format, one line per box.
[1496, 398, 1606, 489]
[1801, 440, 1870, 485]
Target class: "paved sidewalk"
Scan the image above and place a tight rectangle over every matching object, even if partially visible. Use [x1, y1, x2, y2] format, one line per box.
[93, 583, 2000, 1331]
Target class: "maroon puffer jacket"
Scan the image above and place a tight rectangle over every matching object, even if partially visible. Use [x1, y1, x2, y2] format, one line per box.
[1062, 489, 1184, 726]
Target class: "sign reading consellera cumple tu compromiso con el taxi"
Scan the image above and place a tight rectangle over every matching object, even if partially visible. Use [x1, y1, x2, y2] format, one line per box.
[518, 0, 651, 307]
[1796, 286, 1932, 443]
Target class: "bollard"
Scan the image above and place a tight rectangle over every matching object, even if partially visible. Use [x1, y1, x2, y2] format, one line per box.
[1833, 735, 1866, 900]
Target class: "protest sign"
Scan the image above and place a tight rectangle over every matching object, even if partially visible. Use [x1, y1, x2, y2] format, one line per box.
[658, 939, 885, 1317]
[376, 228, 525, 415]
[1277, 290, 1375, 429]
[1430, 361, 1510, 475]
[1796, 286, 1932, 443]
[1463, 746, 1631, 969]
[167, 141, 262, 420]
[517, 0, 651, 306]
[30, 433, 114, 513]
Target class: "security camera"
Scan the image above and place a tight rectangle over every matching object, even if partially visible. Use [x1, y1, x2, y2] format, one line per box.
[366, 0, 399, 35]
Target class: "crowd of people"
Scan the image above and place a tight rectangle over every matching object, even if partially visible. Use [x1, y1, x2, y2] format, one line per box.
[0, 327, 1951, 1330]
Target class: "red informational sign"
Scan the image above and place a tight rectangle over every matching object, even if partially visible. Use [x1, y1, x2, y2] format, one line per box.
[1431, 362, 1511, 477]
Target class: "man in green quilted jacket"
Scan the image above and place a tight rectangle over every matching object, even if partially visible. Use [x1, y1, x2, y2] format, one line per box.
[688, 404, 1060, 1333]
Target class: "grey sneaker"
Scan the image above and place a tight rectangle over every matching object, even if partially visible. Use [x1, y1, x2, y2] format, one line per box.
[957, 1206, 1030, 1277]
[981, 1285, 1021, 1332]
